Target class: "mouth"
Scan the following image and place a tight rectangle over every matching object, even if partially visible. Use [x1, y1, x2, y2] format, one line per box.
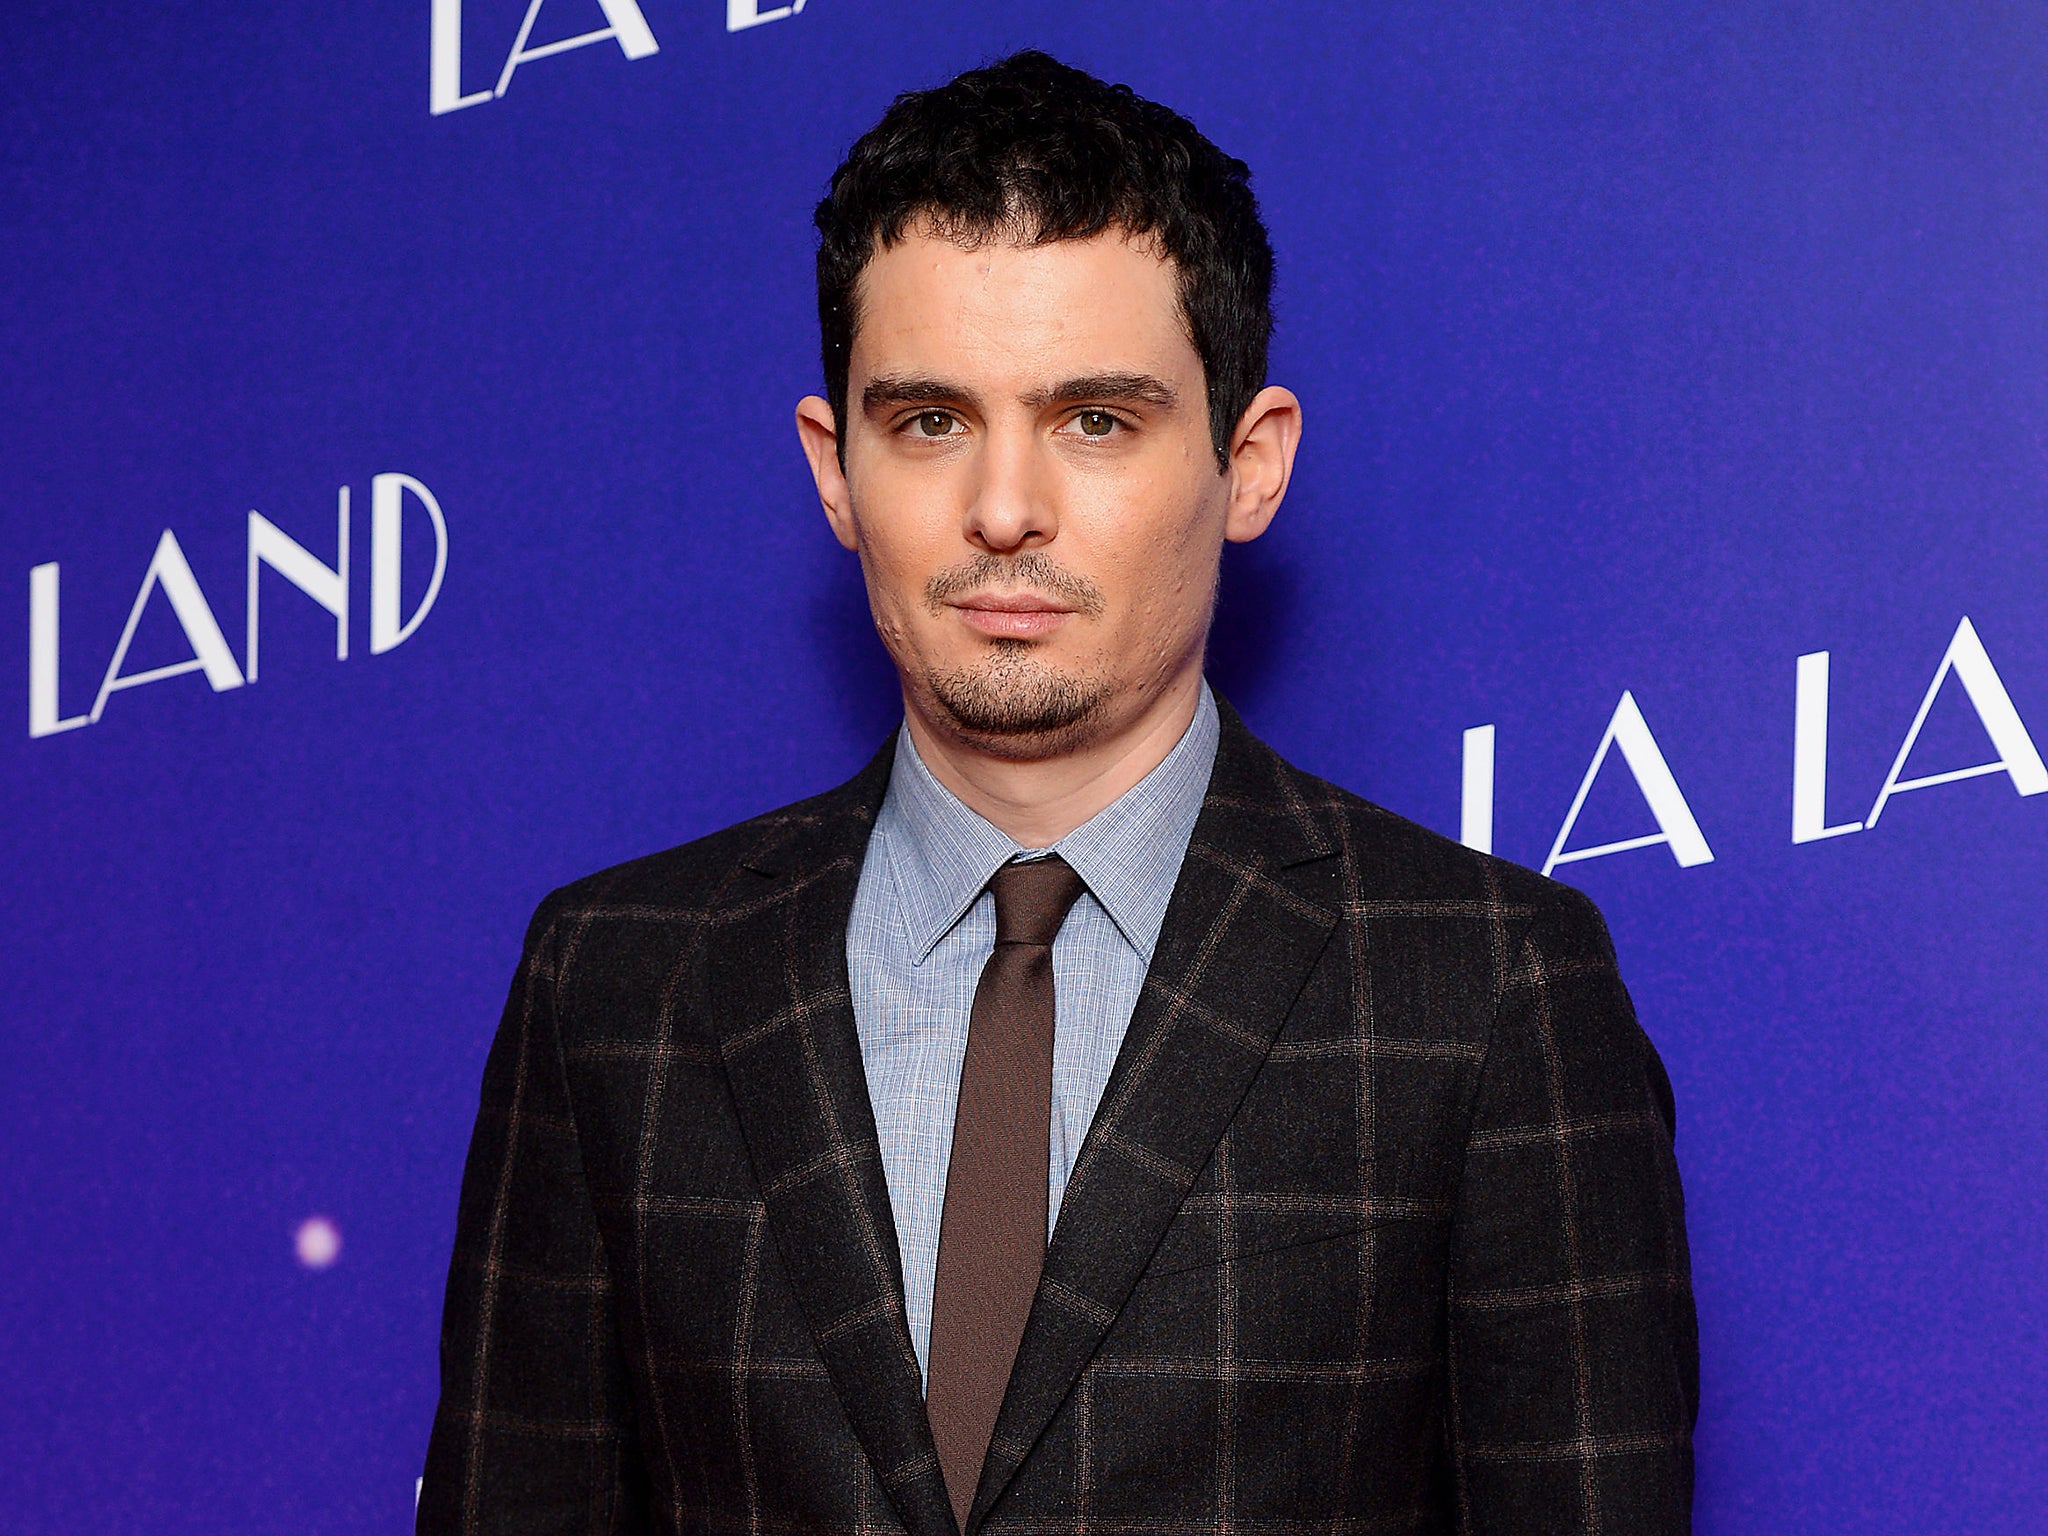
[947, 591, 1080, 640]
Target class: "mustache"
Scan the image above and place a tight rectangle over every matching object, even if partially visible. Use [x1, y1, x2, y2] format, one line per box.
[923, 553, 1106, 618]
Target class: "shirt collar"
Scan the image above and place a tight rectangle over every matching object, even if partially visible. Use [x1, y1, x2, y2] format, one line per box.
[878, 683, 1220, 966]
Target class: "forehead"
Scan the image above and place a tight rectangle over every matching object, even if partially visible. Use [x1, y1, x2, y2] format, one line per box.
[849, 228, 1198, 386]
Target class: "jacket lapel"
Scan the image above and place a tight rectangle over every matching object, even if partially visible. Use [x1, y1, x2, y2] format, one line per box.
[700, 741, 959, 1536]
[969, 706, 1343, 1530]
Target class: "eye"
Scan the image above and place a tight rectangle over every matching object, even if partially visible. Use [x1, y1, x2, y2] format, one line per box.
[911, 410, 959, 438]
[1074, 409, 1119, 437]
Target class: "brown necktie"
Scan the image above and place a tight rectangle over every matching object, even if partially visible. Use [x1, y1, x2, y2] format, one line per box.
[926, 854, 1087, 1532]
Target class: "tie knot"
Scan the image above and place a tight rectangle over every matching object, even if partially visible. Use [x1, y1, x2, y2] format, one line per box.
[988, 854, 1087, 947]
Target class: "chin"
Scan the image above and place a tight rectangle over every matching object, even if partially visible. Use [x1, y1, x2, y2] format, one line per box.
[920, 647, 1115, 758]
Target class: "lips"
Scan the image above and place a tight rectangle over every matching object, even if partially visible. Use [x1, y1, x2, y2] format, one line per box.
[949, 591, 1078, 639]
[956, 592, 1076, 614]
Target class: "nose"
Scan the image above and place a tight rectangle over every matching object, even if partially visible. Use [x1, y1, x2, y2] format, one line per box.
[962, 422, 1057, 555]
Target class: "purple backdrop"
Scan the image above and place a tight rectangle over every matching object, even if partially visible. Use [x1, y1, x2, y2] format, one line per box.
[5, 2, 2046, 1530]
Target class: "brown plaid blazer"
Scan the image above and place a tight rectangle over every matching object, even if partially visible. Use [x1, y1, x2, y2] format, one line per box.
[418, 703, 1697, 1535]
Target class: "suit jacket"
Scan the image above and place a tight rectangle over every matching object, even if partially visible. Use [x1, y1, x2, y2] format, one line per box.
[419, 703, 1697, 1536]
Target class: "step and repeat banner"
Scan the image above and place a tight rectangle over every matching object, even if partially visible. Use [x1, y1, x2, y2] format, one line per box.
[5, 3, 2044, 1531]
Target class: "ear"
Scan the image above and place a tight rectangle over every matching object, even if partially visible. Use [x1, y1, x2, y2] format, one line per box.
[1221, 385, 1302, 544]
[795, 394, 858, 551]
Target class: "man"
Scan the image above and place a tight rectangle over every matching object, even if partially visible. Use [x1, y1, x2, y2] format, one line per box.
[420, 50, 1697, 1536]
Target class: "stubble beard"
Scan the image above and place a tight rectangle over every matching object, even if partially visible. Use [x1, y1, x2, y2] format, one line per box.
[922, 641, 1115, 757]
[893, 550, 1120, 757]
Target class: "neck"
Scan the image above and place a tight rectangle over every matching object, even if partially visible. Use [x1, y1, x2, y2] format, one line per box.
[903, 669, 1205, 848]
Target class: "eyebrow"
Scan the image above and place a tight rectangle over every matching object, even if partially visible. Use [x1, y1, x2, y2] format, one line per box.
[1025, 373, 1180, 411]
[861, 375, 980, 414]
[859, 371, 1181, 415]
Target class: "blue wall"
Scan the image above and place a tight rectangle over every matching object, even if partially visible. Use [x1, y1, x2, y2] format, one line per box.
[5, 3, 2045, 1530]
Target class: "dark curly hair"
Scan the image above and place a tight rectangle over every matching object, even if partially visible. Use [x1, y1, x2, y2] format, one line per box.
[814, 50, 1275, 473]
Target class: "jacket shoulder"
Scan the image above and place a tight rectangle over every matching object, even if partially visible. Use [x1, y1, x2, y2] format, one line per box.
[523, 760, 886, 943]
[1270, 752, 1595, 932]
[1267, 758, 1635, 1055]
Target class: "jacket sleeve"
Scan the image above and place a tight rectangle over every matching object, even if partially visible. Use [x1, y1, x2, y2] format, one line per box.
[418, 898, 652, 1535]
[1446, 884, 1699, 1534]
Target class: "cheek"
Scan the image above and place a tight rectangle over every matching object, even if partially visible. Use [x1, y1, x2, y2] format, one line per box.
[850, 514, 953, 654]
[860, 558, 922, 650]
[847, 498, 926, 598]
[1128, 520, 1224, 669]
[1096, 496, 1223, 623]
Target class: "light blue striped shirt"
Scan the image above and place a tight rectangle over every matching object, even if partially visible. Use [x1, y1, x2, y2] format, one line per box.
[846, 685, 1220, 1384]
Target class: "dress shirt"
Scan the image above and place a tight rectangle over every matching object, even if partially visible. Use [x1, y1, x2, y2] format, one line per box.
[846, 684, 1220, 1384]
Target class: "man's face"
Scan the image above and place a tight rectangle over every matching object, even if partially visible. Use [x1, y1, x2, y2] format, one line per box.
[811, 228, 1242, 758]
